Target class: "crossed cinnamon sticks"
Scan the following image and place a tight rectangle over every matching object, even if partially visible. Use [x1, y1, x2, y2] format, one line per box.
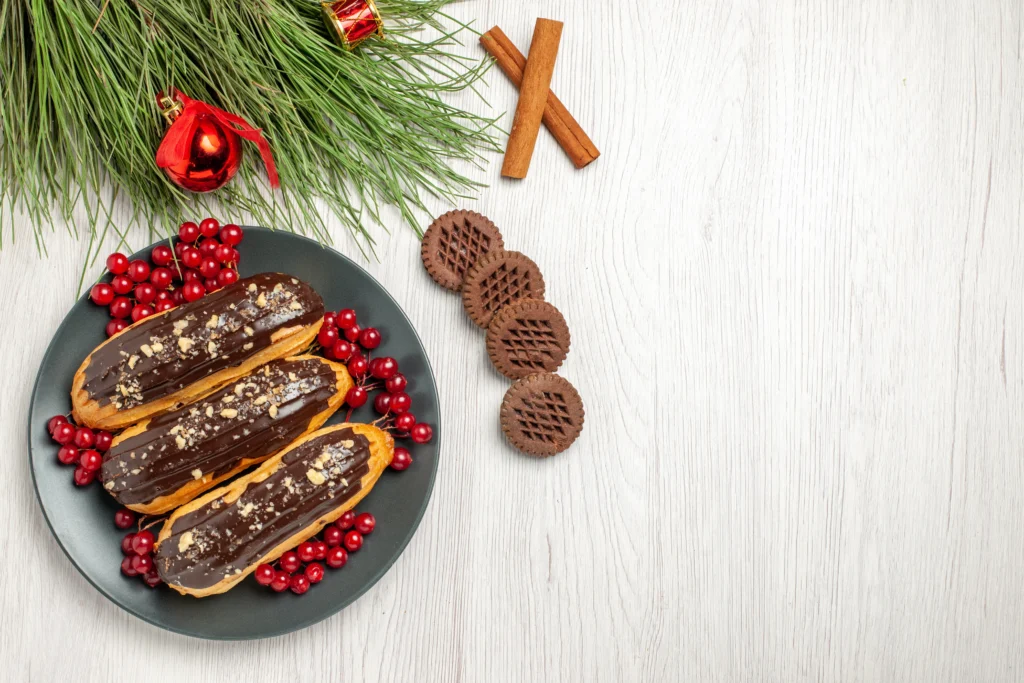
[481, 23, 599, 178]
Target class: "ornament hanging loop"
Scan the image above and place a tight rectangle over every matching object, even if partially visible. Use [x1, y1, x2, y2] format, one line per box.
[157, 93, 183, 125]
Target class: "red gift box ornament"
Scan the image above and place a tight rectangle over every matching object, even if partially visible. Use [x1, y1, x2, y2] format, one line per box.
[321, 0, 384, 50]
[155, 89, 279, 193]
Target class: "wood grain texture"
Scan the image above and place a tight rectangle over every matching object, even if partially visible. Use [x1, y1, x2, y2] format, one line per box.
[2, 0, 1023, 680]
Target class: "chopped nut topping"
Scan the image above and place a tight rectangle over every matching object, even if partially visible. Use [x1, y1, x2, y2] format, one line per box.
[243, 342, 254, 350]
[306, 469, 326, 486]
[151, 342, 164, 353]
[104, 481, 114, 490]
[178, 531, 194, 553]
[273, 283, 284, 293]
[289, 301, 303, 310]
[192, 469, 203, 480]
[341, 440, 355, 449]
[177, 337, 193, 353]
[206, 314, 219, 329]
[248, 283, 257, 293]
[244, 326, 254, 336]
[288, 372, 298, 381]
[221, 408, 238, 419]
[256, 293, 267, 308]
[173, 320, 188, 336]
[234, 383, 245, 396]
[253, 395, 268, 406]
[268, 404, 278, 418]
[175, 435, 187, 449]
[205, 406, 214, 418]
[127, 355, 139, 370]
[238, 502, 255, 518]
[222, 395, 234, 403]
[207, 340, 218, 355]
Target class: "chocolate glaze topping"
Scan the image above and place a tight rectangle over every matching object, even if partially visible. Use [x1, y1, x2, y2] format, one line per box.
[82, 273, 323, 410]
[156, 428, 371, 590]
[99, 357, 341, 508]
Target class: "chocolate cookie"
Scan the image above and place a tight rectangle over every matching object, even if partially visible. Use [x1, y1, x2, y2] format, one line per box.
[421, 210, 504, 291]
[500, 373, 584, 457]
[486, 299, 570, 379]
[462, 250, 546, 328]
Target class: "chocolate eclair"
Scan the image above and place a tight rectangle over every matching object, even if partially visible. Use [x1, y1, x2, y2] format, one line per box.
[99, 356, 352, 515]
[155, 423, 394, 598]
[71, 273, 324, 431]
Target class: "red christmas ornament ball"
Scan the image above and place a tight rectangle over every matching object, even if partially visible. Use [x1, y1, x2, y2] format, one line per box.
[161, 114, 243, 193]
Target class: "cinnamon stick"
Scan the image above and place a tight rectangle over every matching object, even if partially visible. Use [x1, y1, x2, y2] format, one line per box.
[501, 19, 564, 179]
[481, 26, 599, 169]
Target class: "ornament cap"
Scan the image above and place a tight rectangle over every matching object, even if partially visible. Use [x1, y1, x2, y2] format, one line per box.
[157, 94, 184, 125]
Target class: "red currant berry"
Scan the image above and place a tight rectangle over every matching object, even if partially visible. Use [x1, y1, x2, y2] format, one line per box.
[336, 309, 357, 330]
[373, 393, 392, 415]
[204, 278, 220, 292]
[390, 447, 412, 471]
[371, 357, 398, 380]
[155, 300, 174, 314]
[182, 281, 205, 303]
[345, 387, 368, 408]
[297, 541, 316, 563]
[198, 257, 221, 279]
[318, 325, 339, 348]
[313, 541, 327, 561]
[171, 289, 185, 305]
[217, 269, 239, 288]
[121, 556, 139, 577]
[114, 508, 136, 530]
[410, 423, 433, 444]
[199, 217, 220, 238]
[73, 466, 95, 486]
[130, 304, 155, 323]
[131, 530, 155, 555]
[355, 513, 376, 535]
[393, 412, 416, 433]
[225, 248, 241, 266]
[179, 221, 200, 243]
[271, 570, 291, 592]
[343, 324, 362, 343]
[385, 374, 407, 394]
[338, 511, 356, 530]
[343, 531, 363, 552]
[389, 392, 411, 414]
[143, 570, 162, 588]
[111, 274, 134, 295]
[106, 319, 128, 337]
[90, 283, 115, 306]
[326, 546, 348, 569]
[72, 427, 95, 449]
[182, 269, 201, 283]
[181, 246, 202, 269]
[121, 533, 136, 555]
[348, 355, 368, 378]
[358, 327, 381, 349]
[198, 238, 220, 257]
[305, 562, 325, 584]
[94, 430, 113, 452]
[323, 312, 337, 327]
[53, 422, 76, 445]
[109, 297, 132, 319]
[331, 340, 354, 362]
[155, 289, 172, 303]
[57, 445, 79, 465]
[79, 449, 102, 471]
[149, 267, 173, 290]
[131, 554, 153, 574]
[289, 574, 310, 595]
[174, 241, 189, 258]
[280, 551, 301, 573]
[219, 223, 244, 246]
[151, 244, 174, 266]
[214, 243, 233, 263]
[47, 415, 67, 435]
[134, 282, 157, 304]
[127, 260, 150, 283]
[255, 564, 275, 586]
[323, 525, 343, 547]
[106, 252, 130, 275]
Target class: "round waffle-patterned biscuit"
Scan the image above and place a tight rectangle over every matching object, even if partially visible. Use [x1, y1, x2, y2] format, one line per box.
[486, 299, 570, 379]
[420, 210, 504, 291]
[500, 373, 584, 457]
[462, 250, 546, 328]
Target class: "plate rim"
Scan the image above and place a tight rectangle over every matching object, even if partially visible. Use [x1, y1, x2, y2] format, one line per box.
[28, 226, 440, 640]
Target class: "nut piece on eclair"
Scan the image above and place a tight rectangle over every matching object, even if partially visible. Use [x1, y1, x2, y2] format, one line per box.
[99, 355, 353, 515]
[71, 273, 324, 431]
[154, 423, 394, 598]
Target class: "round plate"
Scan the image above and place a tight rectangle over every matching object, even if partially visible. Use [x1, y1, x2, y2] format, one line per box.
[28, 227, 439, 640]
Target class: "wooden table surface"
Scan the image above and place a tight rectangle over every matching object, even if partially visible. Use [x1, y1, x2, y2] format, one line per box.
[3, 1, 1023, 680]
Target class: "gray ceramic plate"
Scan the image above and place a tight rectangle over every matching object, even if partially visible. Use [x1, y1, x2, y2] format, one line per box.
[28, 227, 439, 640]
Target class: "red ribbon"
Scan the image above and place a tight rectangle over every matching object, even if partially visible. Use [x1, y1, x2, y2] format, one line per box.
[155, 89, 279, 189]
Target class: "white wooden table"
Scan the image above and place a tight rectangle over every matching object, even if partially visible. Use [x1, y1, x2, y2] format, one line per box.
[3, 1, 1023, 680]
